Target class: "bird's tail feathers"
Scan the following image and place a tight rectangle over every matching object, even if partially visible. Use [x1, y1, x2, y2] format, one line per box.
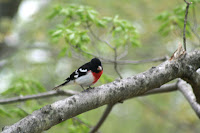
[52, 80, 70, 90]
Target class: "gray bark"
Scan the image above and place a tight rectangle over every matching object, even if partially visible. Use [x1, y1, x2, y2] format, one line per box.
[2, 50, 200, 133]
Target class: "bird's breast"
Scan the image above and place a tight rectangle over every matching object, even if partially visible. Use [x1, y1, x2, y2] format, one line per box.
[92, 70, 103, 84]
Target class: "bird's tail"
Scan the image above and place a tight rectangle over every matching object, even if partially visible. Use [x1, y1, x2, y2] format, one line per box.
[52, 80, 70, 90]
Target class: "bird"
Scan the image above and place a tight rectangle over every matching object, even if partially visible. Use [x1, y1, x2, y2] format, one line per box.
[53, 58, 103, 90]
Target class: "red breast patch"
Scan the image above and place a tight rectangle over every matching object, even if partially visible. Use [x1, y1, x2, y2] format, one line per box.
[92, 70, 103, 84]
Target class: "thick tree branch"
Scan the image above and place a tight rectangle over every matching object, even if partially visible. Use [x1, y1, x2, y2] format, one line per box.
[0, 83, 177, 105]
[183, 72, 200, 103]
[2, 50, 200, 133]
[0, 90, 78, 104]
[177, 79, 200, 118]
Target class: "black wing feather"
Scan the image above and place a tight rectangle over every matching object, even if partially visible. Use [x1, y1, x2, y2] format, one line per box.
[65, 62, 91, 81]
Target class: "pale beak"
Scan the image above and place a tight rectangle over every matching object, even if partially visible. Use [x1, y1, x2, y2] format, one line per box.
[97, 66, 102, 71]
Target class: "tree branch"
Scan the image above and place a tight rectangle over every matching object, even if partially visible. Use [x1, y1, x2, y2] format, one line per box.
[2, 50, 200, 133]
[183, 71, 200, 104]
[113, 48, 122, 78]
[86, 22, 114, 49]
[183, 0, 192, 51]
[115, 56, 168, 65]
[144, 82, 177, 95]
[0, 90, 78, 104]
[177, 79, 200, 118]
[89, 104, 114, 133]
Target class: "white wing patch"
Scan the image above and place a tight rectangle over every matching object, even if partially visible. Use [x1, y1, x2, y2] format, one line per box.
[74, 74, 79, 78]
[79, 68, 87, 72]
[75, 69, 78, 74]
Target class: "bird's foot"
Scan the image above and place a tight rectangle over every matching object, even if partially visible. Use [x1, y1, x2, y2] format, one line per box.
[88, 86, 94, 90]
[83, 86, 94, 92]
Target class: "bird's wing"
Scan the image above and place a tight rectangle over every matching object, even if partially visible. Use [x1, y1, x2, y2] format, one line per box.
[65, 62, 90, 81]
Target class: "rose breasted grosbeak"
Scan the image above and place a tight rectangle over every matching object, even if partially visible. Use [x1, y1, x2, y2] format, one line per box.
[53, 58, 103, 90]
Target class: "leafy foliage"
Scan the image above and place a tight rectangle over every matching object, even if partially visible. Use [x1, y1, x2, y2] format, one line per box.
[156, 4, 191, 37]
[49, 4, 140, 58]
[0, 77, 46, 119]
[1, 77, 46, 96]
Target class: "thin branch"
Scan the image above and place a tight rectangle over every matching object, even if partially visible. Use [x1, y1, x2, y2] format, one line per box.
[192, 5, 197, 30]
[115, 56, 169, 65]
[72, 117, 92, 128]
[144, 82, 177, 95]
[68, 39, 168, 65]
[137, 98, 194, 131]
[89, 104, 114, 133]
[189, 25, 200, 44]
[114, 48, 122, 79]
[117, 45, 128, 60]
[183, 0, 192, 51]
[86, 22, 114, 49]
[177, 79, 200, 118]
[0, 90, 78, 104]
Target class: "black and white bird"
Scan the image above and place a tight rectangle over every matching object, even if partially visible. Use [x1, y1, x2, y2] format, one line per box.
[53, 58, 103, 90]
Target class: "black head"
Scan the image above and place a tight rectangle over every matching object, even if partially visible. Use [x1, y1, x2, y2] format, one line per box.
[90, 58, 103, 73]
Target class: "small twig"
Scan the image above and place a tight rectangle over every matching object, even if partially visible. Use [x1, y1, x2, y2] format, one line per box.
[192, 5, 197, 30]
[115, 56, 169, 65]
[137, 98, 194, 131]
[72, 117, 92, 128]
[177, 79, 200, 118]
[114, 48, 122, 79]
[70, 46, 168, 65]
[117, 45, 128, 60]
[86, 22, 114, 49]
[0, 90, 78, 104]
[189, 25, 200, 44]
[89, 104, 114, 133]
[183, 0, 192, 51]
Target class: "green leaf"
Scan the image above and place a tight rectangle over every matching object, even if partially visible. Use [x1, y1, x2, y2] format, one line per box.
[48, 5, 62, 19]
[0, 106, 12, 117]
[58, 47, 68, 58]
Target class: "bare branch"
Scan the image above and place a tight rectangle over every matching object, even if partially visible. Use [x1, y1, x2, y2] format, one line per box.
[72, 117, 92, 128]
[90, 104, 114, 133]
[189, 25, 200, 44]
[177, 79, 200, 118]
[113, 48, 122, 79]
[86, 23, 114, 49]
[144, 82, 177, 95]
[0, 90, 78, 104]
[183, 0, 192, 51]
[117, 45, 128, 60]
[115, 56, 169, 65]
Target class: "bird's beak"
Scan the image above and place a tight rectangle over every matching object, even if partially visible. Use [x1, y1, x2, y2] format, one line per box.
[97, 66, 102, 71]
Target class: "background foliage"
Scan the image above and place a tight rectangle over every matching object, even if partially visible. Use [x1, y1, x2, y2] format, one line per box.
[0, 0, 200, 133]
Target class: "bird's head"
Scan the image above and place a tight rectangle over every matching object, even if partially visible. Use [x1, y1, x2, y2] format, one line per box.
[90, 58, 103, 73]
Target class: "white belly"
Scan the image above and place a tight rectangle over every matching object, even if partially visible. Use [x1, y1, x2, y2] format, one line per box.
[75, 71, 94, 86]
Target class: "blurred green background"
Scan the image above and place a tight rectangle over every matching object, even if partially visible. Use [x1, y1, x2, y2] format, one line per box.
[0, 0, 200, 133]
